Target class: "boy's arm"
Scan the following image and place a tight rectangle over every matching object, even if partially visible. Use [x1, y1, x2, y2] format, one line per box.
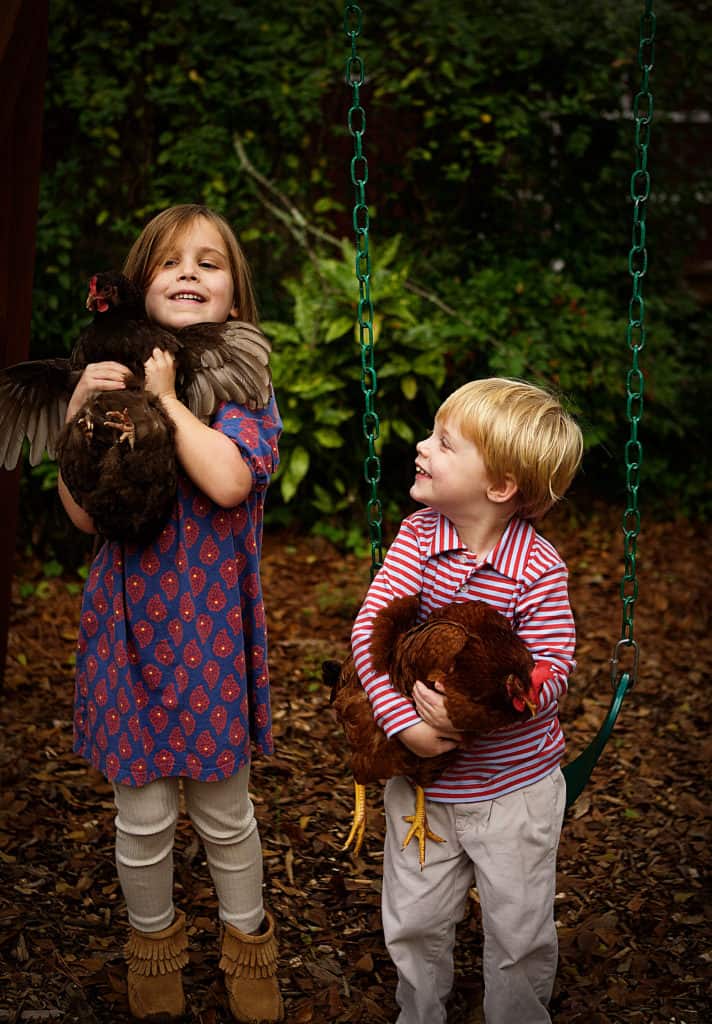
[515, 562, 576, 708]
[351, 518, 427, 738]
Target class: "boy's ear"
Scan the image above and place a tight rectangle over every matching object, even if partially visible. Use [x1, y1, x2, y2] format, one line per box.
[487, 473, 518, 504]
[229, 305, 239, 319]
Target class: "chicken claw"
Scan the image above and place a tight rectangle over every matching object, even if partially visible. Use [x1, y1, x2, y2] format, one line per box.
[342, 779, 367, 856]
[77, 412, 94, 439]
[402, 784, 446, 869]
[103, 408, 136, 449]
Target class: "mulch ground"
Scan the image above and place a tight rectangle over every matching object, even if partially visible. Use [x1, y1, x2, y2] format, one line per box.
[0, 505, 710, 1023]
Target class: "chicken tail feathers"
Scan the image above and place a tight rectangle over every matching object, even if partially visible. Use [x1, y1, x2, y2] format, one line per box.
[322, 659, 344, 704]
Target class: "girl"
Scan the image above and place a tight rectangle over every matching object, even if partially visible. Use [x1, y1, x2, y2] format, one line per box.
[58, 205, 284, 1023]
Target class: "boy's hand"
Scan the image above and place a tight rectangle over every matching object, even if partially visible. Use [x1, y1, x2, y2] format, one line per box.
[144, 347, 177, 401]
[67, 361, 131, 421]
[412, 679, 460, 734]
[398, 721, 462, 758]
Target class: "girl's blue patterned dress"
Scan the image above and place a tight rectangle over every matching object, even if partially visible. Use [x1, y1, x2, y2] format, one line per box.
[73, 396, 281, 787]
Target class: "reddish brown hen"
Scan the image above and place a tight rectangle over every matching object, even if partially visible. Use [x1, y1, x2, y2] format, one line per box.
[324, 595, 550, 866]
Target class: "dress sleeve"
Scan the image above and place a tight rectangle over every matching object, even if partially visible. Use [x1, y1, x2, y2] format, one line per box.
[212, 394, 282, 491]
[351, 517, 425, 738]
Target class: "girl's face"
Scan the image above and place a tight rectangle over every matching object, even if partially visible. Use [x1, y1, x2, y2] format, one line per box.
[144, 216, 238, 331]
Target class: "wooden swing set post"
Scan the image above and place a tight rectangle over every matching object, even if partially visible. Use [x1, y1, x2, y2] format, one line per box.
[0, 0, 49, 685]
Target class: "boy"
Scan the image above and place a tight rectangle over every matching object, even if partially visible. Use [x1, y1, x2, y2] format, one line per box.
[351, 378, 583, 1024]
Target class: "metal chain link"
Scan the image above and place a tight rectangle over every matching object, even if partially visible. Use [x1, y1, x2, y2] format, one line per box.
[344, 2, 383, 576]
[612, 0, 655, 689]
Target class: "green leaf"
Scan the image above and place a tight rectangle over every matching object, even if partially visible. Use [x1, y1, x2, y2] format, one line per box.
[401, 375, 418, 400]
[280, 446, 310, 503]
[325, 316, 355, 342]
[313, 428, 343, 449]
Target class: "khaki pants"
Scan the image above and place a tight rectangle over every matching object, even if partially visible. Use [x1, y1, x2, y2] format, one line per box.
[113, 766, 264, 934]
[382, 769, 566, 1024]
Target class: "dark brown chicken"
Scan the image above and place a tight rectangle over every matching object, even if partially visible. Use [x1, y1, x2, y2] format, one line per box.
[0, 272, 272, 542]
[324, 595, 550, 866]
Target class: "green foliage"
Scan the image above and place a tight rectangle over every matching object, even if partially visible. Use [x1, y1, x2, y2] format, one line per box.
[262, 237, 444, 530]
[265, 242, 712, 526]
[19, 0, 712, 560]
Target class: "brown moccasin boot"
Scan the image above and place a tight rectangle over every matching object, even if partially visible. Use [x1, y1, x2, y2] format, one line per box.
[219, 912, 284, 1023]
[124, 909, 189, 1020]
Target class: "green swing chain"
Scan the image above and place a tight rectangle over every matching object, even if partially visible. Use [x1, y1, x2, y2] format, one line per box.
[612, 0, 655, 691]
[343, 0, 655, 651]
[344, 2, 383, 578]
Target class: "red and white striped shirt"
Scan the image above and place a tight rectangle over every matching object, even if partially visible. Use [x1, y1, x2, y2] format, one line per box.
[351, 508, 576, 802]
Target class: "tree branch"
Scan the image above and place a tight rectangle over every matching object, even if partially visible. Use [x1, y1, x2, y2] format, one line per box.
[233, 134, 463, 322]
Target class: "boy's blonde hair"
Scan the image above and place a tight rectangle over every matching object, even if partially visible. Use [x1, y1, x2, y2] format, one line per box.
[436, 378, 583, 520]
[123, 204, 258, 323]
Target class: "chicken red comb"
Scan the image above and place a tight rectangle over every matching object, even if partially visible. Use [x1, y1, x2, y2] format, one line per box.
[531, 661, 553, 689]
[86, 275, 109, 313]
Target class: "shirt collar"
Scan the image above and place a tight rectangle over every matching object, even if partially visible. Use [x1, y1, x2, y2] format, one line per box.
[425, 511, 536, 582]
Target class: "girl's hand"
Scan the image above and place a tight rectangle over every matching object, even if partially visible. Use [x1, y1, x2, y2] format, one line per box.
[144, 347, 177, 401]
[66, 361, 131, 421]
[412, 679, 460, 735]
[398, 721, 461, 758]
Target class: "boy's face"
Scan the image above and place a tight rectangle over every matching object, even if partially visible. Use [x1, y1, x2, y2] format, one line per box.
[144, 216, 238, 331]
[411, 418, 495, 519]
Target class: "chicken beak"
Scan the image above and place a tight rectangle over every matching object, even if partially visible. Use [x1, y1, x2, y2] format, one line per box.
[525, 698, 537, 717]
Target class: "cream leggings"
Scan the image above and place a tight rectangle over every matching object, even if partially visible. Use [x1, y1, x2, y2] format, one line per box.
[113, 766, 263, 935]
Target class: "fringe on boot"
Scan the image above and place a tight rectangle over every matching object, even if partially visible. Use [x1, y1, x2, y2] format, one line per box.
[219, 912, 284, 1023]
[124, 909, 189, 1020]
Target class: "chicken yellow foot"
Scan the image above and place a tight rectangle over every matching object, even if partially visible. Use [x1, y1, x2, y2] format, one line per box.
[402, 784, 446, 869]
[342, 779, 367, 856]
[103, 408, 136, 449]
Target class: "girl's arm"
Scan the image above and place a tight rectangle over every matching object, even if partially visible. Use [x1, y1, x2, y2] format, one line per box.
[58, 471, 96, 533]
[144, 347, 253, 508]
[58, 360, 131, 533]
